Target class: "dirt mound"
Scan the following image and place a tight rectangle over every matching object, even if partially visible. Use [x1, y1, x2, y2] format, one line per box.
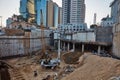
[5, 29, 24, 36]
[62, 53, 120, 80]
[62, 52, 82, 64]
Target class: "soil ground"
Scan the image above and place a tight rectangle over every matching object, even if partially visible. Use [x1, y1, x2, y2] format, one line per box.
[6, 52, 120, 80]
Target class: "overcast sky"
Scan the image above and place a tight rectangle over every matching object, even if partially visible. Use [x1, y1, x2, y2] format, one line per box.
[0, 0, 113, 27]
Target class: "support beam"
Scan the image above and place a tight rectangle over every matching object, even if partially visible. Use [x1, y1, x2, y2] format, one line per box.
[82, 44, 84, 53]
[63, 42, 65, 51]
[67, 43, 70, 51]
[98, 46, 101, 54]
[60, 41, 62, 49]
[58, 39, 60, 59]
[73, 43, 75, 52]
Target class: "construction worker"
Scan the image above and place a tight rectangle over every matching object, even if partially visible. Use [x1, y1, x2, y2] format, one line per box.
[34, 70, 37, 77]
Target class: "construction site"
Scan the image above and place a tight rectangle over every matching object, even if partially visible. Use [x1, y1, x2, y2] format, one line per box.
[0, 22, 120, 80]
[1, 47, 120, 80]
[1, 0, 120, 79]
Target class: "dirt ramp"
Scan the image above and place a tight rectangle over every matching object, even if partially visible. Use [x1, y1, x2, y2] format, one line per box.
[62, 54, 120, 80]
[62, 52, 83, 64]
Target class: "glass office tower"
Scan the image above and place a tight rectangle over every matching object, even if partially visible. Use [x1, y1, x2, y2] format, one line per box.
[20, 0, 28, 19]
[53, 3, 59, 28]
[35, 0, 47, 26]
[20, 0, 35, 22]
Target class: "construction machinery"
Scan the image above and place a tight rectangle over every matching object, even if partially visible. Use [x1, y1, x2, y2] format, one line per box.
[39, 10, 60, 68]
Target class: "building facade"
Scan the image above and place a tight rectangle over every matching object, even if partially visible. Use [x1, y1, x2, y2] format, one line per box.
[20, 0, 35, 22]
[6, 18, 13, 27]
[62, 0, 85, 24]
[58, 7, 62, 25]
[101, 15, 113, 27]
[53, 3, 59, 28]
[19, 0, 60, 27]
[27, 0, 35, 23]
[58, 23, 87, 32]
[20, 0, 28, 19]
[70, 0, 85, 24]
[46, 0, 54, 27]
[35, 0, 47, 26]
[62, 0, 71, 24]
[112, 0, 120, 58]
[110, 0, 119, 23]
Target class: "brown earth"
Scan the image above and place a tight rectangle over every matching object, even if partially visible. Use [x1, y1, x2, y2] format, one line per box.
[62, 51, 83, 64]
[62, 53, 120, 80]
[6, 52, 120, 80]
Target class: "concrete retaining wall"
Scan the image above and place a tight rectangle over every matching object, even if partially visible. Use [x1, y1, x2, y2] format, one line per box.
[113, 24, 120, 58]
[0, 29, 51, 58]
[95, 27, 113, 43]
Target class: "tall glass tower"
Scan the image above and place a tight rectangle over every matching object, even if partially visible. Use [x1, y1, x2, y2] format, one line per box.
[20, 0, 35, 22]
[35, 0, 47, 26]
[20, 0, 28, 19]
[53, 3, 59, 28]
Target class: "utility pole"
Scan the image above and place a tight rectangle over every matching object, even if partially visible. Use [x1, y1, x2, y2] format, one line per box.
[58, 30, 61, 59]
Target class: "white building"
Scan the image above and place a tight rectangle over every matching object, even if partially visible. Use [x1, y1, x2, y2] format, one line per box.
[58, 23, 87, 32]
[72, 31, 96, 42]
[62, 0, 86, 24]
[101, 15, 113, 27]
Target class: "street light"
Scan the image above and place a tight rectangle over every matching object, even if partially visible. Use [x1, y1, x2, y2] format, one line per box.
[0, 16, 2, 29]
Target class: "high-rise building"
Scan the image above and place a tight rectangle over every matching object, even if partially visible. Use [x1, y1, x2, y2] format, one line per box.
[53, 3, 59, 28]
[35, 0, 47, 26]
[20, 0, 28, 19]
[27, 0, 35, 22]
[20, 0, 60, 27]
[58, 7, 62, 25]
[46, 0, 54, 27]
[62, 0, 71, 24]
[20, 0, 35, 22]
[46, 0, 61, 28]
[62, 0, 86, 24]
[70, 0, 85, 24]
[27, 0, 35, 15]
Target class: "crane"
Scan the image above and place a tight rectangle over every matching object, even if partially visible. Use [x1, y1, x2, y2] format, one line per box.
[39, 10, 47, 59]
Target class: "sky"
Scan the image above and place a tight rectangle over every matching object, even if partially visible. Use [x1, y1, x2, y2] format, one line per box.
[0, 0, 113, 27]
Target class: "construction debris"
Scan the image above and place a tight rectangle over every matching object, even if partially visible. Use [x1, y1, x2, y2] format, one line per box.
[109, 76, 120, 80]
[4, 29, 24, 36]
